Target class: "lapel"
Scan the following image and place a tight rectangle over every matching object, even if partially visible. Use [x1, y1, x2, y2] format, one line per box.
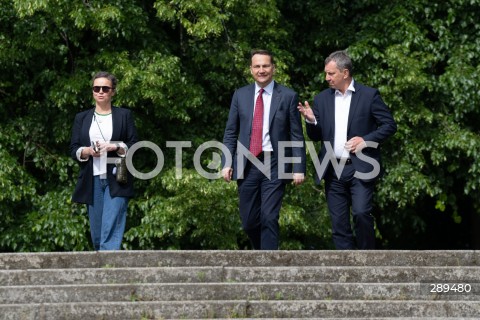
[269, 82, 280, 126]
[347, 82, 360, 135]
[326, 89, 336, 138]
[246, 84, 256, 133]
[111, 106, 122, 141]
[81, 109, 95, 145]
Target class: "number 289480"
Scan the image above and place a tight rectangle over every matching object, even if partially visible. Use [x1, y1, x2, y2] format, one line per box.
[429, 283, 472, 293]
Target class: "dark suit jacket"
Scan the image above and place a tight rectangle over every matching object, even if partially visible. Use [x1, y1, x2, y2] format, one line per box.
[306, 81, 397, 183]
[222, 82, 306, 180]
[70, 106, 138, 204]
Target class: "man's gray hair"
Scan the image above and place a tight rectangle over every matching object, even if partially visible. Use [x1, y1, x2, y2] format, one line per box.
[325, 50, 353, 76]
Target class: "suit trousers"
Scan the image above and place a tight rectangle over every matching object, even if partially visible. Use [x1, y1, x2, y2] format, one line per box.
[237, 154, 285, 250]
[324, 164, 376, 249]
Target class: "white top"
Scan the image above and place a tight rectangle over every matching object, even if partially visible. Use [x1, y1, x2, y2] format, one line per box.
[90, 113, 113, 177]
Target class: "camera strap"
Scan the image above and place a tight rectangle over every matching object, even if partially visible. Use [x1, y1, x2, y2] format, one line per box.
[93, 112, 107, 142]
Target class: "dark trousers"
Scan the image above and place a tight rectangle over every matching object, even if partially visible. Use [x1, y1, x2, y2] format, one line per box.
[237, 154, 285, 250]
[325, 164, 376, 249]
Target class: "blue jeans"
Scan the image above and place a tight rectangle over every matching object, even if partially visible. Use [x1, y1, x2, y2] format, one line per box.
[88, 176, 128, 250]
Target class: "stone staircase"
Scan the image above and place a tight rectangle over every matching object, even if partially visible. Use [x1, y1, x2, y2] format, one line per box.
[0, 250, 479, 319]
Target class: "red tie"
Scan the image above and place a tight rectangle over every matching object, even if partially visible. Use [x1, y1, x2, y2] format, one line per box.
[250, 88, 264, 157]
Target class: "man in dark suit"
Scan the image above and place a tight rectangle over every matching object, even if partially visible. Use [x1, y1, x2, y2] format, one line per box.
[298, 50, 397, 249]
[222, 49, 306, 250]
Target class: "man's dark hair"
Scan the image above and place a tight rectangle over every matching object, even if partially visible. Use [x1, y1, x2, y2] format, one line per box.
[325, 50, 353, 77]
[250, 49, 275, 65]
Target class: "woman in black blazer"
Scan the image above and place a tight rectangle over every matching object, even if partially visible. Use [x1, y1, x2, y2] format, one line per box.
[70, 71, 138, 250]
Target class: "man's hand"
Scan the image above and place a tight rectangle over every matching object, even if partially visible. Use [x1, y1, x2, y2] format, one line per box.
[222, 167, 233, 182]
[297, 101, 315, 122]
[345, 137, 367, 153]
[292, 173, 305, 186]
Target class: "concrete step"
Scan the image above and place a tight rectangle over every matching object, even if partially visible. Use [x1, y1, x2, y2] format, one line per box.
[1, 250, 479, 269]
[2, 266, 480, 286]
[1, 300, 479, 319]
[2, 282, 479, 304]
[0, 250, 479, 319]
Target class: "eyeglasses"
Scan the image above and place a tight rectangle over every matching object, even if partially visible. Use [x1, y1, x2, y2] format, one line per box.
[92, 86, 112, 93]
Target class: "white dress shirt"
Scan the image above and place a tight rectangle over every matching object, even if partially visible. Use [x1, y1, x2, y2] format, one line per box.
[334, 80, 356, 159]
[254, 81, 275, 152]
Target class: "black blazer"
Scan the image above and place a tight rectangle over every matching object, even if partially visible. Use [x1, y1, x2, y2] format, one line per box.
[70, 106, 138, 204]
[222, 82, 306, 180]
[306, 82, 397, 183]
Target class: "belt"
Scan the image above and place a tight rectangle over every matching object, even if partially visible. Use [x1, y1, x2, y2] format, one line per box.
[337, 158, 352, 165]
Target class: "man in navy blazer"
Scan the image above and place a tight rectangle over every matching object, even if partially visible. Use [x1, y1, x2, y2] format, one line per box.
[298, 50, 397, 249]
[222, 49, 306, 250]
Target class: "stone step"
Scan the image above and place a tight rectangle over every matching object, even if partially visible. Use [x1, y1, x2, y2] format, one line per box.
[1, 266, 480, 286]
[1, 300, 479, 319]
[1, 250, 479, 270]
[1, 250, 479, 319]
[2, 282, 478, 304]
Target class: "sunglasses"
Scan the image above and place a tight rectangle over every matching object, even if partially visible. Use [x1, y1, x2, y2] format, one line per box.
[92, 86, 112, 93]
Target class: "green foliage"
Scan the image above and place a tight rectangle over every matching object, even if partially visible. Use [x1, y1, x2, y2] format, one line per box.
[343, 0, 480, 247]
[1, 0, 479, 251]
[124, 168, 245, 249]
[0, 187, 90, 252]
[280, 180, 333, 250]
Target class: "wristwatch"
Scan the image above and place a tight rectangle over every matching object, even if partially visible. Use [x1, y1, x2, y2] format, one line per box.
[115, 143, 121, 152]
